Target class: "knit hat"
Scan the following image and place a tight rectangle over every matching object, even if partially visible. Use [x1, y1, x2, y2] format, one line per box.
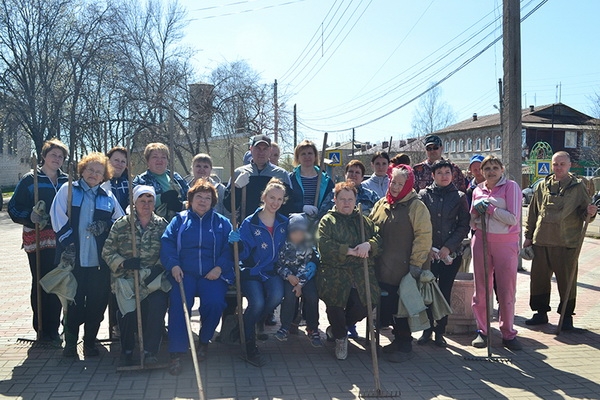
[469, 154, 485, 165]
[288, 213, 309, 233]
[133, 185, 156, 204]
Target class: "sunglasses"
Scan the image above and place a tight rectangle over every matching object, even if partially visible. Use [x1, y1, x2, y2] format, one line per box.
[426, 146, 440, 151]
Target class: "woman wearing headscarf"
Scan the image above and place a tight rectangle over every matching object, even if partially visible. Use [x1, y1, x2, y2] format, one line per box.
[369, 164, 432, 362]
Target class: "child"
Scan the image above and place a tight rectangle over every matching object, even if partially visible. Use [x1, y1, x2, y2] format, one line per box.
[275, 213, 323, 347]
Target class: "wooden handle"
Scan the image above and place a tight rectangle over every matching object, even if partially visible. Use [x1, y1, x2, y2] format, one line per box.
[314, 132, 328, 207]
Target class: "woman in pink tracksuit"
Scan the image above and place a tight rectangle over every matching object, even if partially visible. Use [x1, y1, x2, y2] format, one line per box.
[470, 155, 522, 351]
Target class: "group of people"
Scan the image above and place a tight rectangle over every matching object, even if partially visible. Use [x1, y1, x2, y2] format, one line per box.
[7, 131, 596, 372]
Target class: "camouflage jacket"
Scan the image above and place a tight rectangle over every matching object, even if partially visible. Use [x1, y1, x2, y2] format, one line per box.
[102, 212, 171, 313]
[316, 207, 381, 308]
[413, 159, 466, 192]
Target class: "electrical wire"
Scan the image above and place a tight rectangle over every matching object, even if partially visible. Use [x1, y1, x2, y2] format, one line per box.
[190, 0, 306, 20]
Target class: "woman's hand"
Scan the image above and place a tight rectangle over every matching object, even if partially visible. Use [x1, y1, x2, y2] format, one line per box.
[438, 246, 451, 260]
[587, 204, 598, 217]
[354, 242, 371, 258]
[287, 275, 300, 286]
[205, 266, 222, 281]
[292, 285, 303, 298]
[523, 239, 533, 248]
[171, 266, 184, 283]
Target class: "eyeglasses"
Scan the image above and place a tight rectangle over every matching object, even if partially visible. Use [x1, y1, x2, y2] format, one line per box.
[85, 167, 104, 176]
[426, 146, 440, 151]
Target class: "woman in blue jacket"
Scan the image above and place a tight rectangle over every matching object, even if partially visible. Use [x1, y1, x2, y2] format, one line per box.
[160, 179, 234, 375]
[229, 178, 288, 366]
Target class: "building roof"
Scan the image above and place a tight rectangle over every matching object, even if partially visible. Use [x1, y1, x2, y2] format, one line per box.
[434, 103, 599, 135]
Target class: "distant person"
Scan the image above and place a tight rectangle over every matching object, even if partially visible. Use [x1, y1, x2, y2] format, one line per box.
[189, 153, 228, 217]
[362, 151, 390, 199]
[390, 153, 410, 168]
[524, 151, 597, 331]
[466, 155, 485, 207]
[243, 137, 253, 165]
[103, 147, 130, 212]
[270, 142, 281, 166]
[413, 135, 465, 192]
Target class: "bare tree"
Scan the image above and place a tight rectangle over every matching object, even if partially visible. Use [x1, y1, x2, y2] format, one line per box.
[411, 84, 456, 138]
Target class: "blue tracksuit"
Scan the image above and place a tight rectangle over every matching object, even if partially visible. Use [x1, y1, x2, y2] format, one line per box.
[161, 208, 234, 349]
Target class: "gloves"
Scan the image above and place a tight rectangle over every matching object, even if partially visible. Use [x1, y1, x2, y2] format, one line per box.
[409, 265, 423, 279]
[473, 199, 490, 215]
[123, 257, 141, 270]
[64, 243, 76, 256]
[234, 171, 250, 188]
[30, 200, 49, 229]
[305, 262, 317, 280]
[302, 205, 318, 216]
[161, 190, 183, 212]
[144, 265, 163, 285]
[87, 220, 109, 236]
[228, 230, 241, 243]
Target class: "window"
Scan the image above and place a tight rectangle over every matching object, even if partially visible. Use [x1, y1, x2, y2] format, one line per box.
[459, 139, 464, 152]
[451, 140, 456, 153]
[485, 137, 491, 150]
[495, 136, 502, 150]
[444, 140, 450, 150]
[564, 131, 577, 148]
[475, 138, 481, 151]
[467, 138, 473, 151]
[582, 132, 591, 147]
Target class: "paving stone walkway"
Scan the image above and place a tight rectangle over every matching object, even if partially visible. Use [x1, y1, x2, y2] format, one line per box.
[0, 211, 599, 399]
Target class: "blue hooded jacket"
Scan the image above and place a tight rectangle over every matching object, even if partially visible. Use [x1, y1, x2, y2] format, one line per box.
[288, 165, 334, 212]
[238, 208, 288, 281]
[160, 208, 234, 284]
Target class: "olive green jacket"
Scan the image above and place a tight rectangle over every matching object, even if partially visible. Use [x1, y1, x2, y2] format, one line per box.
[525, 173, 592, 248]
[316, 207, 382, 308]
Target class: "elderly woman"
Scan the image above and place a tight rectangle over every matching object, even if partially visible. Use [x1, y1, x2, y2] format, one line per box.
[418, 160, 470, 347]
[289, 140, 334, 217]
[161, 179, 234, 374]
[317, 181, 381, 360]
[362, 151, 390, 199]
[50, 152, 124, 357]
[369, 165, 432, 362]
[188, 153, 228, 217]
[8, 139, 69, 345]
[318, 160, 379, 218]
[133, 142, 189, 220]
[470, 156, 522, 351]
[228, 178, 288, 366]
[102, 185, 170, 367]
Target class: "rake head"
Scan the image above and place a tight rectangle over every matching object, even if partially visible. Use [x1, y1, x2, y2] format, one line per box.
[464, 355, 512, 363]
[16, 337, 63, 349]
[359, 388, 401, 398]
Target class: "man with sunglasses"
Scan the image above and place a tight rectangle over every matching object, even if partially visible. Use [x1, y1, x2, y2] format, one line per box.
[413, 135, 466, 192]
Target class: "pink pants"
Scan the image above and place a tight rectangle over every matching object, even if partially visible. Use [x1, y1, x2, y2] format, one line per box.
[471, 231, 518, 340]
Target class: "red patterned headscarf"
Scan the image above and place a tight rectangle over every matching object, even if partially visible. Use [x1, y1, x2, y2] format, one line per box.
[386, 164, 415, 205]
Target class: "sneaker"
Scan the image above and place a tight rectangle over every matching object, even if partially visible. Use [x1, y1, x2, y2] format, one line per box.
[471, 332, 487, 348]
[502, 337, 522, 351]
[144, 352, 159, 365]
[308, 330, 323, 348]
[265, 314, 277, 326]
[434, 332, 447, 348]
[347, 325, 359, 339]
[245, 343, 267, 367]
[169, 355, 182, 376]
[274, 328, 289, 341]
[525, 312, 548, 326]
[417, 329, 432, 345]
[335, 337, 348, 360]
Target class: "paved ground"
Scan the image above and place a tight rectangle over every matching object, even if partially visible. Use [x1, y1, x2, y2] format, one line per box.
[1, 210, 600, 400]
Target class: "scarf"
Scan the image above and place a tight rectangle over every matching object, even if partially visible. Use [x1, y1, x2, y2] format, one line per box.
[386, 164, 415, 205]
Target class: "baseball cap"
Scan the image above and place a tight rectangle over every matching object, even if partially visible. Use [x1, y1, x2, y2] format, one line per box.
[424, 135, 442, 147]
[469, 154, 485, 165]
[251, 134, 271, 147]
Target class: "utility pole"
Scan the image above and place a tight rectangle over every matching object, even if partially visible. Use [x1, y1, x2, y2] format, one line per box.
[273, 79, 279, 143]
[502, 0, 522, 185]
[351, 128, 355, 158]
[293, 104, 297, 148]
[498, 78, 504, 143]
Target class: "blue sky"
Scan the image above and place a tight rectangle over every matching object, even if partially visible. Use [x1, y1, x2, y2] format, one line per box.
[177, 0, 600, 146]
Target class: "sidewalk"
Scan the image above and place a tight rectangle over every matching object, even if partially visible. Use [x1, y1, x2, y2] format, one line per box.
[0, 211, 599, 400]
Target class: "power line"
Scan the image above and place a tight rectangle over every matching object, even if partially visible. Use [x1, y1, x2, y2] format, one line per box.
[190, 0, 306, 20]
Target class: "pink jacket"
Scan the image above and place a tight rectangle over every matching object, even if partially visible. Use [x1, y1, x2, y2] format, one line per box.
[470, 176, 521, 242]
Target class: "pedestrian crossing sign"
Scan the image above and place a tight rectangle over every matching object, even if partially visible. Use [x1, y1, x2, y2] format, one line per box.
[537, 161, 550, 176]
[327, 151, 342, 166]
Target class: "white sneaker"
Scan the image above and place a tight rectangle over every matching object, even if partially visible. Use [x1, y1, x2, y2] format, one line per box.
[335, 337, 348, 360]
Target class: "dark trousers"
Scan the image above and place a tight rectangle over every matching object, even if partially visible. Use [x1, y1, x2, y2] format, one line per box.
[326, 288, 368, 340]
[280, 279, 319, 332]
[108, 294, 119, 331]
[119, 290, 168, 354]
[65, 266, 110, 347]
[425, 257, 461, 333]
[379, 282, 412, 342]
[27, 249, 62, 338]
[530, 245, 577, 315]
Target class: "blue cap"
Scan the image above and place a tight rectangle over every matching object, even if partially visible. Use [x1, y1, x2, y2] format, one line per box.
[469, 154, 485, 165]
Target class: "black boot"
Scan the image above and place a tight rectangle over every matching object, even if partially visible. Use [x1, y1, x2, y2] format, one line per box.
[417, 329, 433, 345]
[561, 314, 574, 331]
[525, 312, 548, 326]
[63, 329, 78, 358]
[244, 342, 267, 367]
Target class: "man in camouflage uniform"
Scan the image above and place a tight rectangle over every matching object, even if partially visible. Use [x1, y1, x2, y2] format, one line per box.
[413, 135, 466, 192]
[102, 185, 171, 366]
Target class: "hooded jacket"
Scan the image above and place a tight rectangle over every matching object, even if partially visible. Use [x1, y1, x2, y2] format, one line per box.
[237, 208, 289, 281]
[418, 182, 470, 253]
[369, 190, 432, 286]
[102, 171, 129, 212]
[288, 165, 334, 212]
[317, 207, 381, 308]
[160, 208, 234, 284]
[525, 173, 592, 248]
[362, 174, 389, 199]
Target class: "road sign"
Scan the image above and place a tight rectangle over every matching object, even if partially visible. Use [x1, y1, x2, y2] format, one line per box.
[326, 150, 342, 166]
[537, 161, 550, 176]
